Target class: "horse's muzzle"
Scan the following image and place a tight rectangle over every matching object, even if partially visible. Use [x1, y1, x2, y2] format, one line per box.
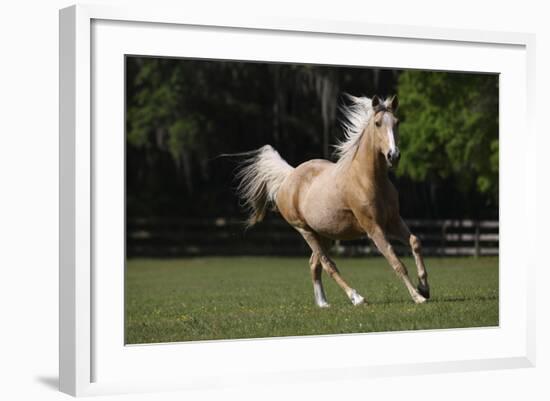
[386, 149, 401, 167]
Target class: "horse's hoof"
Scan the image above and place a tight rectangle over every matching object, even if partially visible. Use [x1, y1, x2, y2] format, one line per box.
[352, 298, 365, 306]
[349, 289, 366, 306]
[317, 302, 331, 308]
[417, 284, 430, 299]
[413, 295, 427, 304]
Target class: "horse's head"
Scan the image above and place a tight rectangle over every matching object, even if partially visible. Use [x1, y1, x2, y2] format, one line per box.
[371, 95, 400, 168]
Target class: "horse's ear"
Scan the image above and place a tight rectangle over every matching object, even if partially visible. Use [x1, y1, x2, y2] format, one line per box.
[389, 95, 399, 111]
[371, 95, 381, 108]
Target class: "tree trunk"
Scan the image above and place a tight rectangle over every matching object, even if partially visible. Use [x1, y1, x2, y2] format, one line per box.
[316, 73, 338, 159]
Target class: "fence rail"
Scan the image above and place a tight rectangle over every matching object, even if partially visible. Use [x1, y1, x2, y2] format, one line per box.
[127, 217, 498, 257]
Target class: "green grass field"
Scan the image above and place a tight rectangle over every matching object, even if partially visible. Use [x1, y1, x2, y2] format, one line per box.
[125, 256, 498, 344]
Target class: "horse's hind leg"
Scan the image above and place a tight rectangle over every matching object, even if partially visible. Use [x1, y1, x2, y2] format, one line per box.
[309, 252, 329, 308]
[391, 218, 430, 299]
[297, 228, 365, 306]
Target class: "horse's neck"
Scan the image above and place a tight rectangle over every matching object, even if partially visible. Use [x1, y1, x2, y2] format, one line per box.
[350, 126, 389, 186]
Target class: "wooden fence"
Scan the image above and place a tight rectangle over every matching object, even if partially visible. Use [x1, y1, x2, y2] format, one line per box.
[127, 217, 498, 258]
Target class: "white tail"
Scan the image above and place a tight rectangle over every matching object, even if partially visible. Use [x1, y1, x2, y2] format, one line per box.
[235, 145, 294, 227]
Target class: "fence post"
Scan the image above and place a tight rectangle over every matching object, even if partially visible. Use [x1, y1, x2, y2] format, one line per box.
[334, 239, 341, 256]
[474, 221, 480, 258]
[440, 221, 447, 256]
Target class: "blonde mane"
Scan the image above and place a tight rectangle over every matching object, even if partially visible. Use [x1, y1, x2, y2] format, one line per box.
[334, 95, 394, 166]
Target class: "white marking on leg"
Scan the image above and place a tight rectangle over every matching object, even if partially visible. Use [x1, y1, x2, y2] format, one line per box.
[347, 288, 365, 306]
[314, 281, 330, 308]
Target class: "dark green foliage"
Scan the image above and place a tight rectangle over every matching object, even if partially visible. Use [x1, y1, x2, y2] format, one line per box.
[126, 257, 498, 344]
[397, 71, 499, 202]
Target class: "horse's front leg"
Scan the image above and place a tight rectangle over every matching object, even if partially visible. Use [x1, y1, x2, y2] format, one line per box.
[391, 218, 430, 299]
[368, 226, 427, 304]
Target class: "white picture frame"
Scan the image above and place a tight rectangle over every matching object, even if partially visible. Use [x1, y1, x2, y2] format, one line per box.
[59, 3, 536, 397]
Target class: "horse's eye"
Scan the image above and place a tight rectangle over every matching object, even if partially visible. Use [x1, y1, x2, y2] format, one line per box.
[375, 120, 382, 127]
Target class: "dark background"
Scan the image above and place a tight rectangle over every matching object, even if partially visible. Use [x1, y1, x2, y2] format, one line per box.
[125, 56, 499, 256]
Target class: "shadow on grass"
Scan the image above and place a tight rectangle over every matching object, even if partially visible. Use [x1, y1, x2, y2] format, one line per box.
[435, 294, 499, 303]
[365, 293, 498, 306]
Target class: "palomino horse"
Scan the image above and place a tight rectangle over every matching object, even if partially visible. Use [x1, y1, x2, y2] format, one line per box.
[234, 95, 430, 307]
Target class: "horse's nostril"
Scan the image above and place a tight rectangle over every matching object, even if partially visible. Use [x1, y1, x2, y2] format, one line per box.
[387, 151, 392, 160]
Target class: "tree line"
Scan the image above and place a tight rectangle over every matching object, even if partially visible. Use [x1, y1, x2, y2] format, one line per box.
[126, 57, 498, 220]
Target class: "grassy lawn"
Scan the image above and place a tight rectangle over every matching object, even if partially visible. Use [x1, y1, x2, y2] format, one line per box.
[125, 256, 498, 344]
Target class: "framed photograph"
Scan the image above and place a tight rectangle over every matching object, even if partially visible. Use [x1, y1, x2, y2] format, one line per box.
[59, 4, 536, 397]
